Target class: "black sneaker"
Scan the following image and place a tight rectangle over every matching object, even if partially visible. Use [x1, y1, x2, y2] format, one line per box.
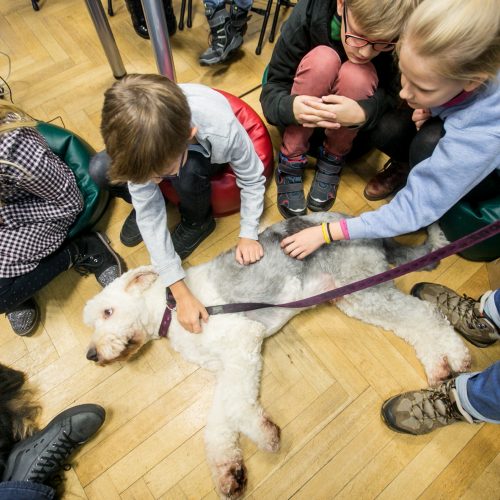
[2, 404, 105, 483]
[275, 153, 307, 219]
[71, 232, 124, 287]
[6, 298, 40, 337]
[120, 209, 143, 247]
[171, 217, 216, 259]
[307, 147, 344, 212]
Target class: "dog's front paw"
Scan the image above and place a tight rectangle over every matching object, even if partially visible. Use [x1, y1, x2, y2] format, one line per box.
[259, 416, 281, 453]
[426, 356, 452, 386]
[216, 460, 247, 499]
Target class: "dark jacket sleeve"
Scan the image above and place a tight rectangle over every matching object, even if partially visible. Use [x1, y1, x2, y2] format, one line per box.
[260, 0, 313, 128]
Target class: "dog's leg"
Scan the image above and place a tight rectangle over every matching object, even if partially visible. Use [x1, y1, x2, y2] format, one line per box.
[336, 284, 471, 385]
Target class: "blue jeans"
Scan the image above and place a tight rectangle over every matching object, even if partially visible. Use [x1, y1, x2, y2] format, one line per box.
[204, 0, 253, 10]
[456, 289, 500, 423]
[0, 481, 55, 500]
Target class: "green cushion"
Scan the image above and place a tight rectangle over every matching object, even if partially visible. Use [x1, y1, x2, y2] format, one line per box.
[36, 123, 108, 238]
[439, 170, 500, 262]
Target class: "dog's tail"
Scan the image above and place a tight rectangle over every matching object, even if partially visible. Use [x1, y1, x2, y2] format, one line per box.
[383, 223, 450, 269]
[0, 364, 40, 475]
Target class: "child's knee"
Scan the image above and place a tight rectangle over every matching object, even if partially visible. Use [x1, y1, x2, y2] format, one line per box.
[336, 61, 379, 100]
[296, 46, 342, 84]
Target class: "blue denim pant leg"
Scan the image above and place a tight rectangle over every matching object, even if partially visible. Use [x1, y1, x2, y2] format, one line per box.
[456, 361, 500, 424]
[483, 289, 500, 328]
[204, 0, 253, 10]
[0, 481, 55, 500]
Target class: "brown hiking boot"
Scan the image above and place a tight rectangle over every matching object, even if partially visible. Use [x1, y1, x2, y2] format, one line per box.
[363, 159, 410, 201]
[381, 378, 473, 435]
[411, 282, 500, 348]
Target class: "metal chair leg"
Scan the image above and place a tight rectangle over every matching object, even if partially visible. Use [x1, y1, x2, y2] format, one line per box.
[255, 0, 274, 55]
[108, 0, 114, 16]
[31, 0, 40, 11]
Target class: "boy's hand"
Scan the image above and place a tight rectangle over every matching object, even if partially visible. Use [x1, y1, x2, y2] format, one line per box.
[170, 280, 208, 333]
[300, 95, 366, 129]
[281, 226, 325, 260]
[412, 108, 431, 130]
[293, 95, 331, 126]
[236, 238, 264, 265]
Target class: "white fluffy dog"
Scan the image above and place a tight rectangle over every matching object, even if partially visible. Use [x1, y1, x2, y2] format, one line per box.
[83, 213, 470, 498]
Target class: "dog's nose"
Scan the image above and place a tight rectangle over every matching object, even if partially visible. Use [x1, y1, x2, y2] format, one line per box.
[86, 347, 98, 362]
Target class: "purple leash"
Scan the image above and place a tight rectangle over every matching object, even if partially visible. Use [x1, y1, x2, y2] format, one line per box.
[204, 220, 500, 315]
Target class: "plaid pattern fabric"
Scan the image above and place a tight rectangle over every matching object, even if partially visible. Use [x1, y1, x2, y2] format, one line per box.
[0, 125, 83, 278]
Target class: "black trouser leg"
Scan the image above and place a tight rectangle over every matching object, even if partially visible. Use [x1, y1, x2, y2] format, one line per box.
[170, 149, 225, 224]
[409, 117, 444, 167]
[0, 247, 72, 314]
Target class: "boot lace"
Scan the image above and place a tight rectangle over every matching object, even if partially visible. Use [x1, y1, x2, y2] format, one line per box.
[412, 381, 462, 426]
[437, 292, 486, 330]
[27, 431, 77, 483]
[73, 254, 103, 277]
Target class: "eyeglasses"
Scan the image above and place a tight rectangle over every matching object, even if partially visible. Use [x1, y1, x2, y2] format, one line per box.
[153, 149, 188, 181]
[343, 3, 396, 52]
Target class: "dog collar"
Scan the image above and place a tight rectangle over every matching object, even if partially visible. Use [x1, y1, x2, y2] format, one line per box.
[158, 289, 176, 338]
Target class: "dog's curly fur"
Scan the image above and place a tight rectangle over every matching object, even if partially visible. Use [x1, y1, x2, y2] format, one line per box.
[0, 364, 40, 477]
[83, 213, 471, 499]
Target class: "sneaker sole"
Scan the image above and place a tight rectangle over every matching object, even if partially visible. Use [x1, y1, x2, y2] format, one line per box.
[199, 36, 244, 66]
[306, 192, 335, 212]
[120, 231, 143, 247]
[94, 232, 125, 278]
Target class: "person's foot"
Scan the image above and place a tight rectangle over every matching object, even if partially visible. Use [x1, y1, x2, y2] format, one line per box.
[6, 298, 40, 337]
[120, 209, 143, 247]
[275, 153, 307, 219]
[125, 0, 177, 39]
[2, 404, 105, 483]
[363, 159, 410, 201]
[199, 4, 246, 66]
[71, 232, 124, 287]
[381, 378, 473, 435]
[171, 217, 216, 259]
[411, 282, 500, 347]
[307, 147, 344, 212]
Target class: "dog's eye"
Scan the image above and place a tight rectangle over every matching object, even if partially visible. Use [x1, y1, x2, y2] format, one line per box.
[103, 308, 114, 319]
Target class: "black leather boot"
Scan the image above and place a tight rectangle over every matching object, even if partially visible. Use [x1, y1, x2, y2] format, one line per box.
[125, 0, 177, 39]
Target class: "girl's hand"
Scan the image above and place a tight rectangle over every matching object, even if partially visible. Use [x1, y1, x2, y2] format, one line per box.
[280, 226, 325, 260]
[170, 281, 208, 333]
[300, 95, 366, 129]
[236, 238, 264, 265]
[293, 95, 334, 127]
[412, 108, 431, 130]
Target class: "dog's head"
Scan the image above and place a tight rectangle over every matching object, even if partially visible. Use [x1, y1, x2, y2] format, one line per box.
[83, 266, 160, 365]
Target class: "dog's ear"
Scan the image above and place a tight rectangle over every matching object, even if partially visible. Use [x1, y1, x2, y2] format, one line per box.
[125, 269, 159, 294]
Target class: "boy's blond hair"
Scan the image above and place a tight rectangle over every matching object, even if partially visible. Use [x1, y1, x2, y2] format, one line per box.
[348, 0, 421, 41]
[101, 73, 192, 184]
[401, 0, 500, 82]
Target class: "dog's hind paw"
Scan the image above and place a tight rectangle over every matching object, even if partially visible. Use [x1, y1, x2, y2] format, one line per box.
[217, 460, 247, 499]
[426, 356, 452, 386]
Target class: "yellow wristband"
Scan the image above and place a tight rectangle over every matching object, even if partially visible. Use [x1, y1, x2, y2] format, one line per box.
[321, 222, 331, 244]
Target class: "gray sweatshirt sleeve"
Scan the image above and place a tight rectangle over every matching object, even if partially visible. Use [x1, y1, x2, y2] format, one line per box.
[346, 124, 499, 240]
[128, 181, 185, 286]
[224, 120, 266, 241]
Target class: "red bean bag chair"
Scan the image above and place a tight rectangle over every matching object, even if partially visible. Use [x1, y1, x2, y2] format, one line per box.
[159, 89, 274, 217]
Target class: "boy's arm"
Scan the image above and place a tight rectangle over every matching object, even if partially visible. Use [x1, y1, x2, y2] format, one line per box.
[128, 182, 185, 285]
[226, 122, 266, 241]
[260, 0, 312, 127]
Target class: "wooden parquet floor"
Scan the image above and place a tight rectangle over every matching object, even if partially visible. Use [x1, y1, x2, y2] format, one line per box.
[1, 1, 499, 499]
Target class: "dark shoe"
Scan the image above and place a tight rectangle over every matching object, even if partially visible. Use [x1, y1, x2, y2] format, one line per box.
[275, 153, 307, 219]
[71, 232, 124, 287]
[171, 217, 216, 259]
[120, 209, 143, 247]
[411, 282, 500, 347]
[199, 4, 246, 65]
[363, 159, 410, 201]
[2, 404, 105, 483]
[125, 0, 149, 39]
[381, 378, 473, 435]
[125, 0, 177, 39]
[6, 298, 40, 337]
[307, 147, 344, 212]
